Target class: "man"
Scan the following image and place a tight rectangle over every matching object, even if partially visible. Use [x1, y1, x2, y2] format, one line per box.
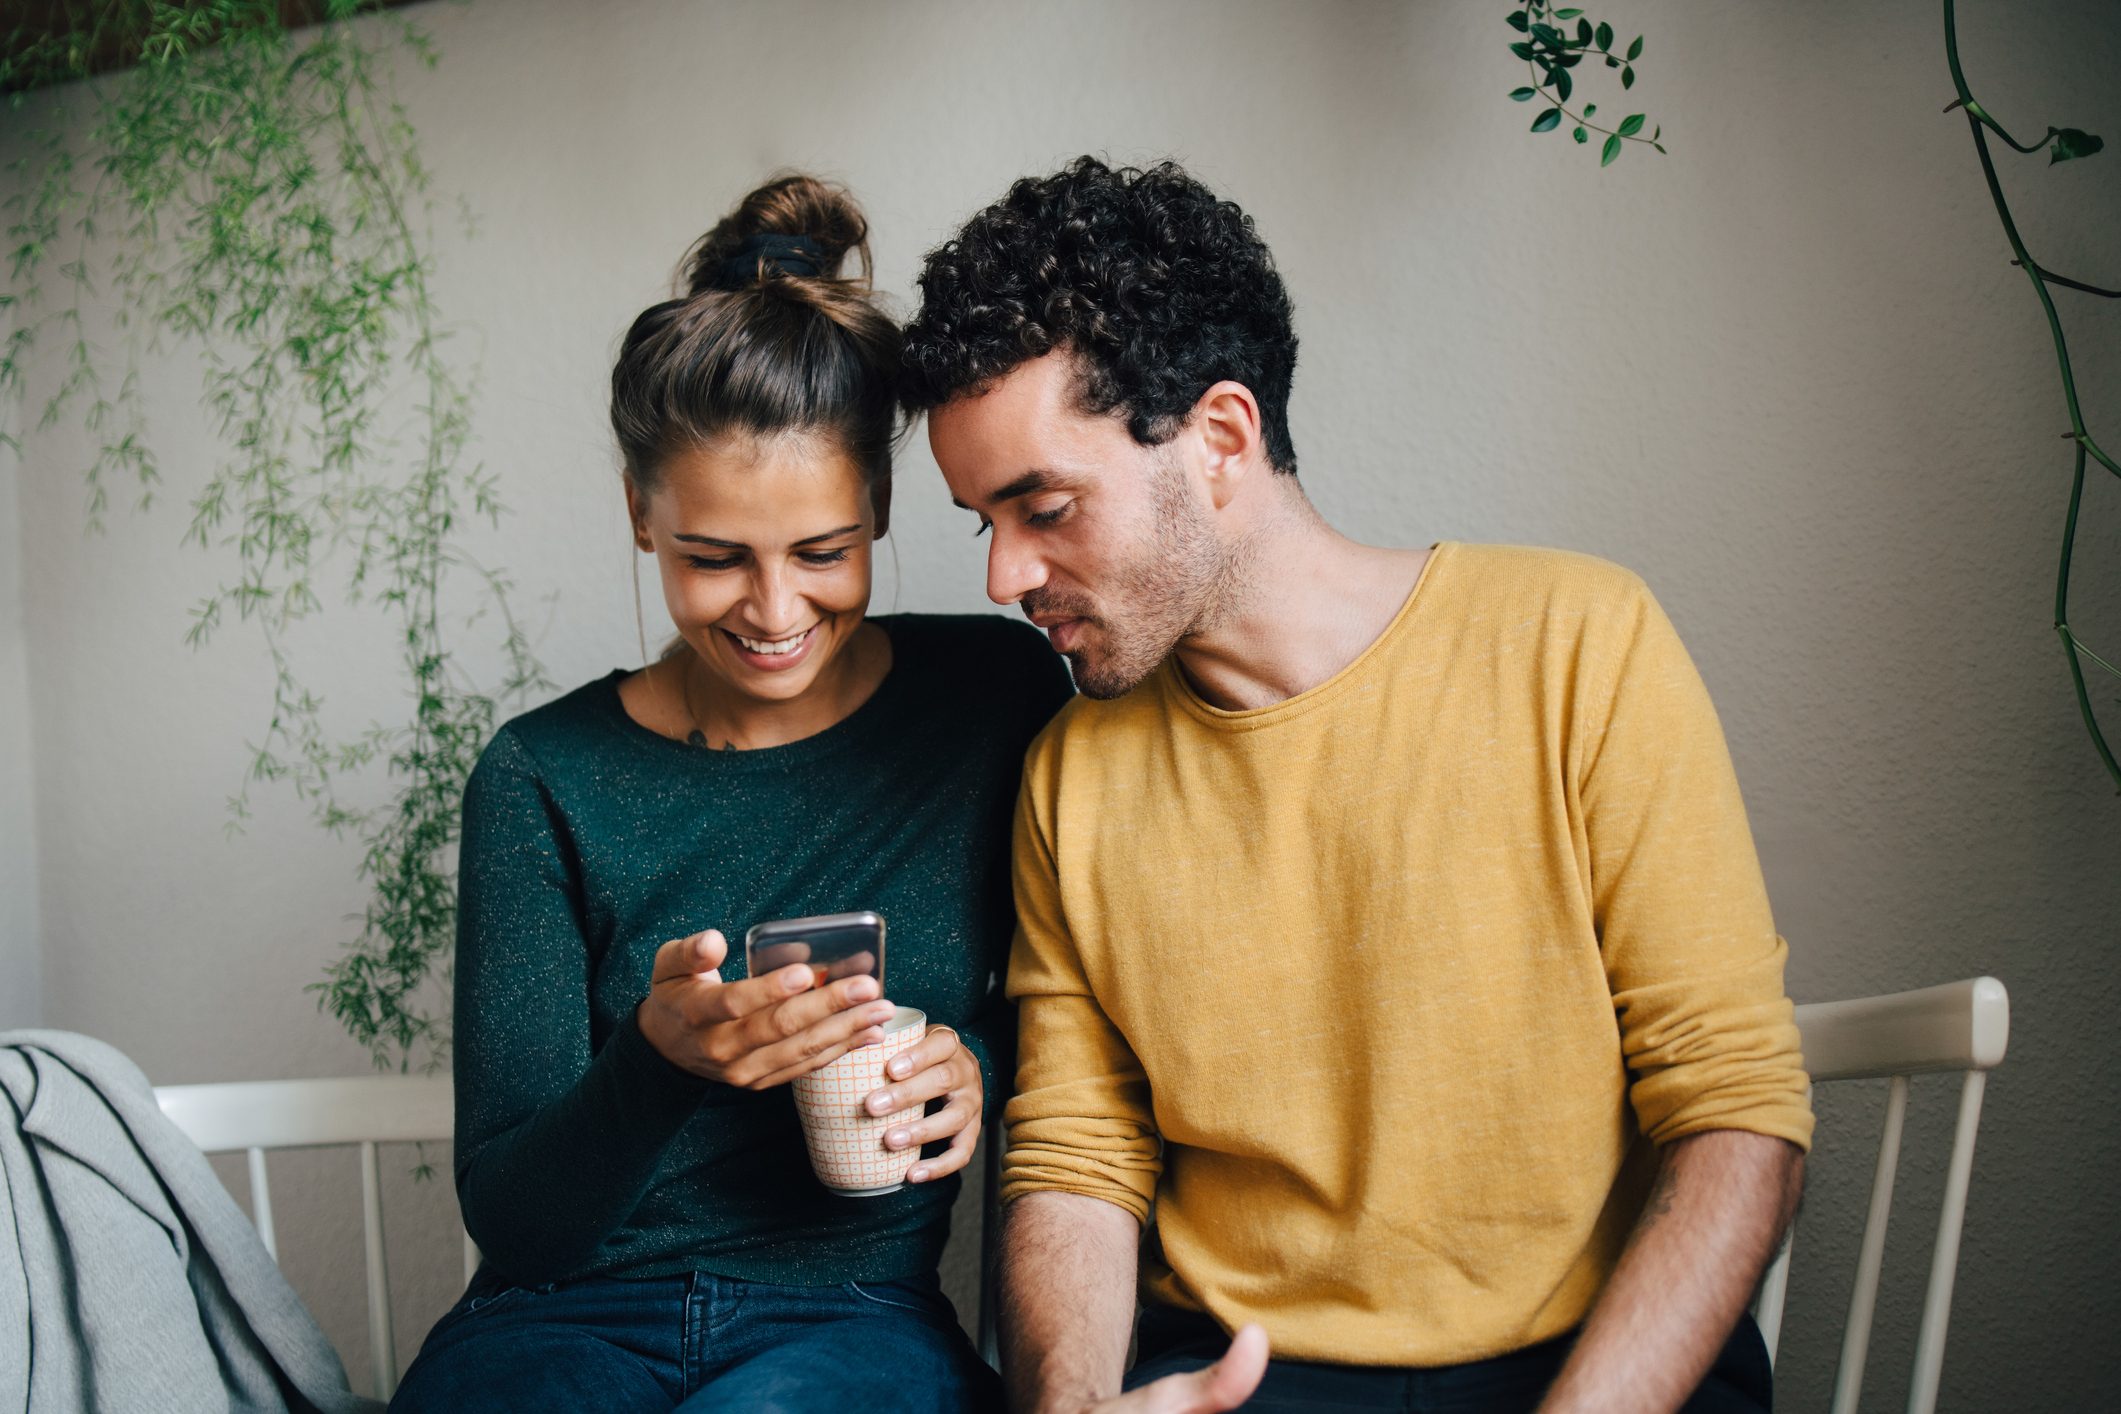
[900, 158, 1812, 1414]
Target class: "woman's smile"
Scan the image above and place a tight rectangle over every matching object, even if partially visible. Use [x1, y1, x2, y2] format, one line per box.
[722, 623, 818, 671]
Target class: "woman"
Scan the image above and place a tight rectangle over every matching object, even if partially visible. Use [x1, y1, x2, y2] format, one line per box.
[391, 175, 1070, 1413]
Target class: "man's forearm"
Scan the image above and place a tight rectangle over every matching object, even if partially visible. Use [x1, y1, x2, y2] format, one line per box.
[998, 1190, 1143, 1414]
[1540, 1129, 1804, 1414]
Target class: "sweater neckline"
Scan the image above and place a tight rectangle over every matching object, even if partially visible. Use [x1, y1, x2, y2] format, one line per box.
[1160, 542, 1450, 733]
[593, 617, 913, 771]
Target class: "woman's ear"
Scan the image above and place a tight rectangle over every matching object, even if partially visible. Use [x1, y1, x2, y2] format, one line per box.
[624, 477, 655, 553]
[869, 475, 893, 540]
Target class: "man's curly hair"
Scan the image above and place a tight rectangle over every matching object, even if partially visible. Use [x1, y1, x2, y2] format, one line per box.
[900, 157, 1299, 475]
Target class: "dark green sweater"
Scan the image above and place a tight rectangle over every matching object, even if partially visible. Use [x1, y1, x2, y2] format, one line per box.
[452, 614, 1071, 1286]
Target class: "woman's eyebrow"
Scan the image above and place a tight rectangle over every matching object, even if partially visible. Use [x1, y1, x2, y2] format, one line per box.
[672, 523, 862, 550]
[792, 523, 863, 546]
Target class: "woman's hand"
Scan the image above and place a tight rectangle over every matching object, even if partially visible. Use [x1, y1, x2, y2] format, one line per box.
[861, 1025, 983, 1184]
[638, 929, 898, 1090]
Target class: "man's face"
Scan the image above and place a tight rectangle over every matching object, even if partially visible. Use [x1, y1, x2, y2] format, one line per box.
[928, 352, 1225, 699]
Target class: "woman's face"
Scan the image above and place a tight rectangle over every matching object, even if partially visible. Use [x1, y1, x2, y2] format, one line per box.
[629, 432, 883, 708]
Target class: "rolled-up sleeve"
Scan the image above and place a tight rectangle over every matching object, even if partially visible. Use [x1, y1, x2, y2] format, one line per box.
[999, 737, 1162, 1222]
[1579, 580, 1815, 1151]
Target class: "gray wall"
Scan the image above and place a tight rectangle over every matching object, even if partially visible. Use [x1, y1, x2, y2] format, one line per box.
[6, 0, 2118, 1406]
[1, 420, 38, 1030]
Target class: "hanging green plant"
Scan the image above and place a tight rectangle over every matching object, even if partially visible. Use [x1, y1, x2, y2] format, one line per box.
[1940, 0, 2117, 792]
[1504, 2, 1665, 165]
[1, 0, 549, 1068]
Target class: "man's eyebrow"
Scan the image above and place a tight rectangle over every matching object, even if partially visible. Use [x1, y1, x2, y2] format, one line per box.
[672, 524, 862, 550]
[950, 468, 1058, 511]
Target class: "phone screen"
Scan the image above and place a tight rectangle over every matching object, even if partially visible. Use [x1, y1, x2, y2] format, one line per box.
[744, 911, 886, 992]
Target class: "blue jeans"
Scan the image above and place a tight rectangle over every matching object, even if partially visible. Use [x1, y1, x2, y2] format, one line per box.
[390, 1266, 1002, 1413]
[1125, 1305, 1773, 1412]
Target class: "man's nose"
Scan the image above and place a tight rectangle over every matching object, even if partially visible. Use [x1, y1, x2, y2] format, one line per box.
[986, 530, 1047, 606]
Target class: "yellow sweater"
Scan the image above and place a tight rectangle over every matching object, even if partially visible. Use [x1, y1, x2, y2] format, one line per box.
[1001, 541, 1813, 1367]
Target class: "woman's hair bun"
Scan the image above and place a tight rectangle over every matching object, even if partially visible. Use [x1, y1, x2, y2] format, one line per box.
[682, 173, 873, 296]
[611, 172, 901, 498]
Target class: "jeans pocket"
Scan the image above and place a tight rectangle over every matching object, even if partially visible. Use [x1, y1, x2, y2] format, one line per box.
[844, 1277, 955, 1324]
[433, 1275, 555, 1334]
[460, 1285, 526, 1316]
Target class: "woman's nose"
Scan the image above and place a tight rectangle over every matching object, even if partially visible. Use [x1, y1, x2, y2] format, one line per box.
[747, 563, 800, 630]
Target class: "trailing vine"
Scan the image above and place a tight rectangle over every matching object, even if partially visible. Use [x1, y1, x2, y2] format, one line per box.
[1941, 0, 2117, 792]
[1505, 2, 1665, 166]
[1, 0, 550, 1069]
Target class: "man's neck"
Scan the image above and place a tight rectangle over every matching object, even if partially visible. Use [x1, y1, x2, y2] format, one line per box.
[1171, 503, 1431, 713]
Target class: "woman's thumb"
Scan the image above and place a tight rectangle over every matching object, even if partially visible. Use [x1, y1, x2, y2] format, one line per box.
[693, 929, 728, 971]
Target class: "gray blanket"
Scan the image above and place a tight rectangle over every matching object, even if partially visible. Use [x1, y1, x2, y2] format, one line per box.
[0, 1030, 380, 1414]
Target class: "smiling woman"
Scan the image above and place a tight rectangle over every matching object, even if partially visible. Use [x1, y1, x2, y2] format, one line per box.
[626, 432, 890, 748]
[387, 175, 1073, 1413]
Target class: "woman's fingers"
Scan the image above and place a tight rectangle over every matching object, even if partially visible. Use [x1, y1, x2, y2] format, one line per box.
[885, 1095, 975, 1152]
[905, 1104, 981, 1183]
[863, 1048, 967, 1116]
[650, 929, 727, 985]
[689, 960, 817, 1026]
[725, 998, 899, 1087]
[747, 1025, 889, 1090]
[725, 972, 883, 1045]
[881, 1026, 960, 1084]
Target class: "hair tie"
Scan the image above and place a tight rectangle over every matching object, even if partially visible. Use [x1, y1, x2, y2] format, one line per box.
[712, 232, 824, 288]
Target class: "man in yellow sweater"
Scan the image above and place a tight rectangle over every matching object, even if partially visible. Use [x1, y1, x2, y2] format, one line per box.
[900, 158, 1812, 1414]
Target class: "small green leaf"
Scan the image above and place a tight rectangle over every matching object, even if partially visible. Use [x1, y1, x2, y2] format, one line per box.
[1605, 56, 1619, 68]
[1554, 67, 1572, 101]
[1584, 102, 1598, 116]
[2050, 128, 2105, 163]
[1595, 20, 1613, 49]
[1652, 124, 1660, 141]
[1573, 126, 1588, 143]
[1627, 35, 1644, 60]
[1532, 22, 1563, 45]
[1652, 142, 1668, 155]
[1622, 64, 1635, 88]
[1510, 40, 1535, 60]
[1618, 113, 1645, 137]
[1554, 7, 1584, 17]
[1576, 17, 1592, 44]
[1509, 87, 1538, 101]
[1508, 10, 1530, 31]
[1531, 108, 1562, 133]
[1602, 134, 1623, 166]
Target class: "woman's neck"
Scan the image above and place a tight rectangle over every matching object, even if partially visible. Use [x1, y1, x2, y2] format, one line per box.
[673, 620, 893, 751]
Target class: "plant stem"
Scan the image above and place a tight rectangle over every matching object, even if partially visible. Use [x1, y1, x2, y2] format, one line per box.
[1526, 59, 1657, 147]
[1945, 0, 2121, 791]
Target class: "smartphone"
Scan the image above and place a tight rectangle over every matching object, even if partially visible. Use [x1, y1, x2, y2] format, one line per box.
[744, 911, 886, 993]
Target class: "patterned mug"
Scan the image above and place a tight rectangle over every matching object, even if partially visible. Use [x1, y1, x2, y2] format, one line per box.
[790, 1006, 927, 1196]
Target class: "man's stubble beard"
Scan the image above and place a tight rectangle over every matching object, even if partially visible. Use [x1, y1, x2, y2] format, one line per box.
[1059, 461, 1244, 701]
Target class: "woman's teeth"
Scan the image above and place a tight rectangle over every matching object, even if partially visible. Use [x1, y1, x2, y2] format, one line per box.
[734, 629, 809, 656]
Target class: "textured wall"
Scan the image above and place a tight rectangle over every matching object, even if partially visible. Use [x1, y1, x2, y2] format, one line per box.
[6, 0, 2118, 1405]
[0, 432, 38, 1029]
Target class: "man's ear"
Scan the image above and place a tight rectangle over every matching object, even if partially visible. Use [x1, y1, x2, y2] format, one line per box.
[1192, 381, 1264, 511]
[624, 477, 655, 553]
[870, 474, 893, 539]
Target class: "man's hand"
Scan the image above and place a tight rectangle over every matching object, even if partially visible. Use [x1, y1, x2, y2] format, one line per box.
[1537, 1129, 1803, 1414]
[1083, 1325, 1269, 1413]
[999, 1192, 1272, 1414]
[636, 929, 896, 1089]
